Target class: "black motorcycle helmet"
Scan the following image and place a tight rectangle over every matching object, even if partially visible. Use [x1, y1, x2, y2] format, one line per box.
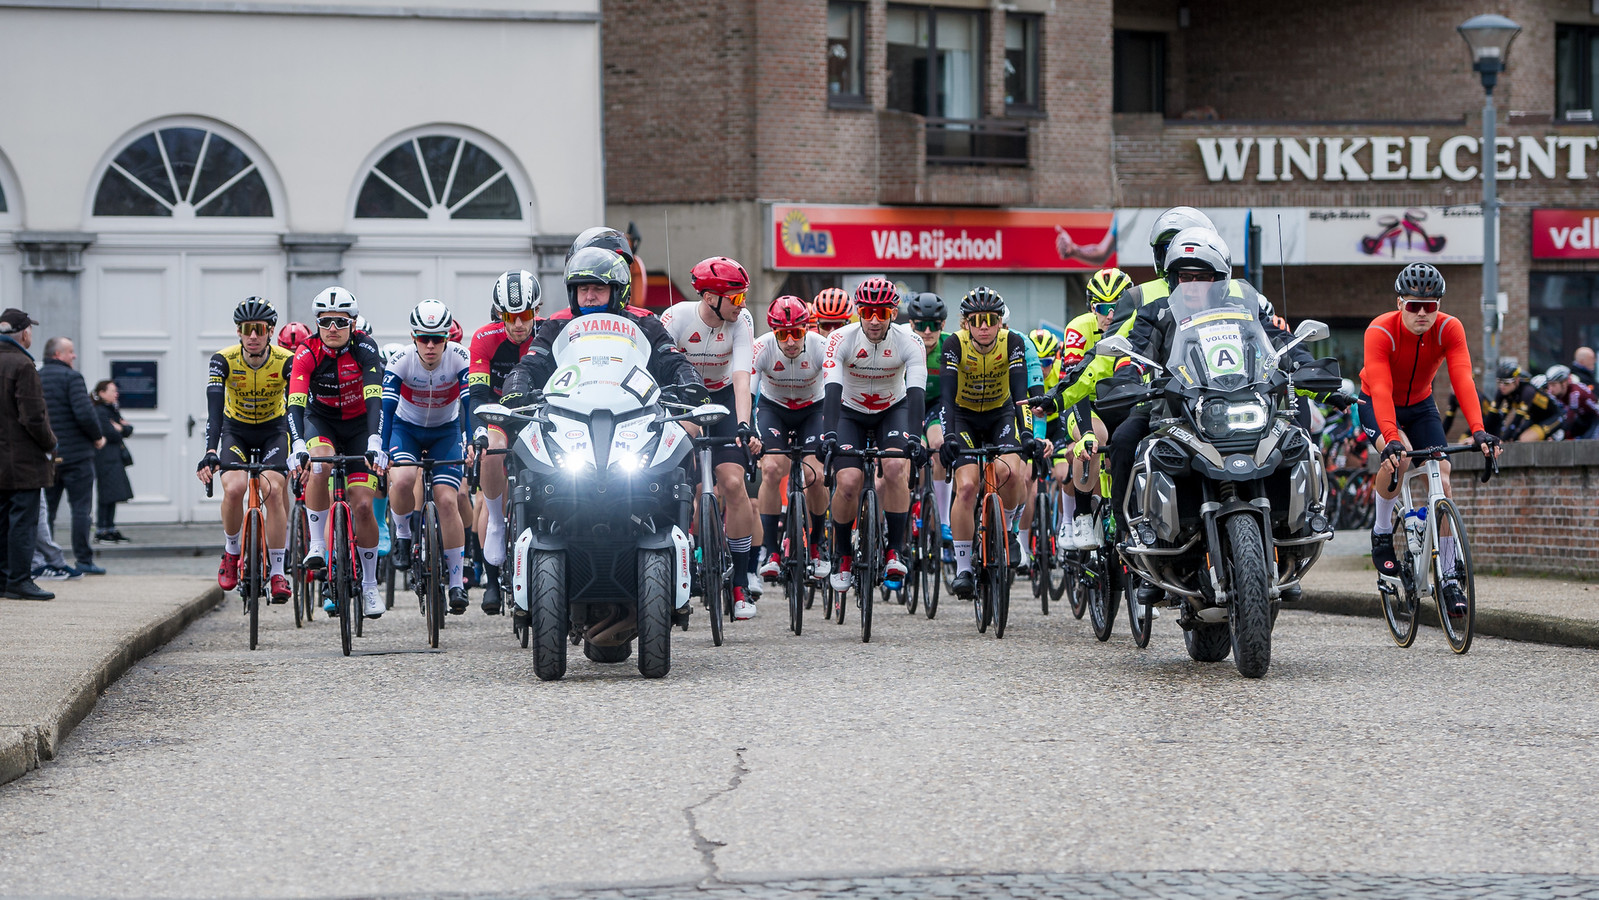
[565, 247, 632, 315]
[568, 226, 635, 267]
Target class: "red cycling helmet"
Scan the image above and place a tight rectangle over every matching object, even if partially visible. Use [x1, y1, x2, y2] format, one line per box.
[767, 295, 810, 330]
[277, 321, 312, 353]
[448, 320, 464, 344]
[853, 276, 899, 308]
[690, 256, 750, 297]
[812, 287, 852, 321]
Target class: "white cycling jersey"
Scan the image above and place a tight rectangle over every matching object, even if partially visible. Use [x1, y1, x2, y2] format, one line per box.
[658, 301, 754, 392]
[822, 322, 926, 414]
[752, 331, 827, 409]
[382, 342, 470, 428]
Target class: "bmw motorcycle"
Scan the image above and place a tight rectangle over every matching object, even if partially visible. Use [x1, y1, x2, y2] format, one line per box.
[476, 313, 726, 681]
[1095, 281, 1340, 678]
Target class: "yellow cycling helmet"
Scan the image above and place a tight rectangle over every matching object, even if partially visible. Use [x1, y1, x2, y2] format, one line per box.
[1087, 267, 1134, 307]
[1029, 328, 1060, 361]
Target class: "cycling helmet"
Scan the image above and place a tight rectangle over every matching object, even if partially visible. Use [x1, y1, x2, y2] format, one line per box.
[277, 321, 312, 353]
[1394, 262, 1446, 299]
[1496, 361, 1523, 381]
[959, 286, 1006, 316]
[354, 315, 371, 335]
[1164, 227, 1233, 284]
[1087, 268, 1134, 306]
[904, 292, 946, 322]
[409, 299, 453, 336]
[569, 226, 635, 266]
[233, 296, 277, 326]
[381, 342, 408, 366]
[493, 270, 541, 315]
[690, 256, 750, 297]
[854, 276, 899, 308]
[1030, 329, 1061, 360]
[1547, 364, 1573, 384]
[448, 320, 463, 343]
[812, 287, 852, 321]
[1002, 305, 1012, 326]
[1149, 207, 1217, 274]
[1532, 374, 1548, 389]
[312, 286, 358, 317]
[565, 246, 632, 314]
[767, 295, 810, 330]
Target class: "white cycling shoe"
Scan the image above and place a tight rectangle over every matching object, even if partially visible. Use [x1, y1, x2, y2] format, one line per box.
[1074, 515, 1103, 549]
[758, 557, 782, 579]
[733, 598, 758, 620]
[884, 551, 908, 580]
[362, 584, 385, 619]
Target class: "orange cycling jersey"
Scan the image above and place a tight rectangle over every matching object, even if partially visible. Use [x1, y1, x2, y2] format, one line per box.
[1358, 310, 1485, 444]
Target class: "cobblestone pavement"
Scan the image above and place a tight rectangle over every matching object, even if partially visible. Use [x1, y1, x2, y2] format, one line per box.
[2, 577, 1598, 899]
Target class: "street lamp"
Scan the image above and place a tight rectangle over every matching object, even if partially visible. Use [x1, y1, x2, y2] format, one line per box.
[1458, 13, 1520, 377]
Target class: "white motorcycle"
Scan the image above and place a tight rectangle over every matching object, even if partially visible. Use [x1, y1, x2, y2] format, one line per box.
[476, 313, 727, 680]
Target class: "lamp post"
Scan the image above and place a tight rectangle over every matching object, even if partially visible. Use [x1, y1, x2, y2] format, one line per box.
[1458, 13, 1521, 376]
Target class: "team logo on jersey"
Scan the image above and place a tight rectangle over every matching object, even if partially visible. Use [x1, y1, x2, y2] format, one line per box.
[773, 361, 785, 371]
[716, 333, 725, 342]
[689, 332, 702, 343]
[882, 349, 892, 357]
[859, 392, 891, 411]
[267, 372, 279, 378]
[855, 348, 869, 359]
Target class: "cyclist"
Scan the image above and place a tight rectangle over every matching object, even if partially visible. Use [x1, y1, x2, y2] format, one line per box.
[383, 300, 474, 614]
[906, 292, 953, 548]
[938, 288, 1036, 598]
[752, 296, 831, 581]
[1546, 364, 1599, 439]
[198, 297, 294, 602]
[1359, 262, 1499, 615]
[658, 257, 760, 620]
[277, 321, 312, 356]
[468, 269, 540, 615]
[1017, 328, 1064, 556]
[287, 286, 388, 620]
[1482, 362, 1564, 442]
[819, 277, 927, 593]
[811, 287, 854, 338]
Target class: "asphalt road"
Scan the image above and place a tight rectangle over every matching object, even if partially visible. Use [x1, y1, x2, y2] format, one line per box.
[3, 576, 1598, 899]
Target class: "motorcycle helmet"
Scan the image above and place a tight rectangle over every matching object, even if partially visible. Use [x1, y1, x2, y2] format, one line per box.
[312, 286, 358, 317]
[493, 270, 541, 316]
[1149, 207, 1217, 275]
[233, 296, 277, 327]
[1394, 262, 1446, 299]
[565, 247, 632, 315]
[767, 295, 810, 330]
[1163, 227, 1233, 286]
[569, 226, 635, 267]
[410, 299, 453, 336]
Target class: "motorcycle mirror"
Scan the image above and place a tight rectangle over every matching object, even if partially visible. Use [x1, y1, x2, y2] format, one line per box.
[690, 403, 732, 428]
[475, 403, 534, 429]
[1293, 319, 1330, 343]
[1095, 335, 1165, 375]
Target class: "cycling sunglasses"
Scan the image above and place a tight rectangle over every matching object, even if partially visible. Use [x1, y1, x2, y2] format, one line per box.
[1091, 301, 1117, 318]
[316, 316, 352, 330]
[857, 305, 895, 323]
[413, 333, 447, 345]
[502, 309, 537, 324]
[237, 322, 271, 337]
[713, 290, 748, 308]
[911, 319, 943, 333]
[1403, 300, 1440, 314]
[964, 312, 1000, 329]
[814, 319, 847, 333]
[774, 327, 807, 342]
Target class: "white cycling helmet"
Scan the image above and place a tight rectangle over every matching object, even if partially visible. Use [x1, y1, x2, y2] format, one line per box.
[1339, 378, 1356, 397]
[381, 342, 408, 366]
[354, 315, 370, 335]
[1547, 364, 1573, 384]
[313, 286, 359, 317]
[1532, 374, 1548, 389]
[493, 270, 540, 316]
[409, 298, 454, 336]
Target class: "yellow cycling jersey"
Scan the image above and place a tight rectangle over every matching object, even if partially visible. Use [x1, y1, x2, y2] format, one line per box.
[945, 329, 1027, 413]
[208, 344, 293, 424]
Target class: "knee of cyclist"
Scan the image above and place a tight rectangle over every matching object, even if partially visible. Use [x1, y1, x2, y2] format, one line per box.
[881, 459, 908, 480]
[835, 469, 863, 493]
[759, 456, 784, 481]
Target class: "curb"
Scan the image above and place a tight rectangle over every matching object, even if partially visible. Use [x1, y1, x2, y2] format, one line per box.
[0, 585, 224, 788]
[1300, 589, 1599, 650]
[93, 543, 220, 559]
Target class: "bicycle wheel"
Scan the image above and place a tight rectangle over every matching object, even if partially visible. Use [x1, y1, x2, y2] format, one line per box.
[1046, 484, 1069, 608]
[333, 504, 353, 657]
[1378, 506, 1418, 648]
[858, 490, 881, 644]
[919, 484, 940, 620]
[287, 503, 304, 629]
[986, 492, 1010, 639]
[424, 500, 443, 649]
[698, 496, 726, 647]
[244, 507, 263, 650]
[1031, 483, 1051, 612]
[1086, 550, 1118, 642]
[787, 487, 807, 636]
[1431, 498, 1475, 654]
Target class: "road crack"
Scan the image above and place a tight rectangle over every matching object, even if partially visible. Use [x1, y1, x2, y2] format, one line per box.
[683, 746, 748, 885]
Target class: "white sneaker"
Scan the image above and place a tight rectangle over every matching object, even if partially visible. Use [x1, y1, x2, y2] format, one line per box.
[362, 584, 384, 619]
[1075, 515, 1102, 549]
[733, 598, 758, 620]
[758, 556, 781, 579]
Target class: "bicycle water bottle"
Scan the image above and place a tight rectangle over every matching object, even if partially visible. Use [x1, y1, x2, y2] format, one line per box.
[1403, 507, 1427, 557]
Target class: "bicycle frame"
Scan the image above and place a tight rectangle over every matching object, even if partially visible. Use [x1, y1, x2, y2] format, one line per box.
[1389, 458, 1449, 600]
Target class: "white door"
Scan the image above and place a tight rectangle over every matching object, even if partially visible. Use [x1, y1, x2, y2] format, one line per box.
[344, 251, 530, 345]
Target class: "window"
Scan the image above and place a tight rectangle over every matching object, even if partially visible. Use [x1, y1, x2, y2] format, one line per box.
[886, 5, 984, 119]
[827, 1, 866, 104]
[1113, 30, 1166, 115]
[1557, 24, 1599, 121]
[1530, 273, 1599, 372]
[1005, 14, 1040, 111]
[92, 127, 272, 218]
[356, 134, 520, 220]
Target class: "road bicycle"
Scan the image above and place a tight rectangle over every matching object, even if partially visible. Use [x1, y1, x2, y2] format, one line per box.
[1059, 446, 1124, 643]
[689, 429, 742, 647]
[907, 457, 940, 619]
[951, 443, 1027, 639]
[389, 456, 468, 650]
[209, 449, 288, 650]
[756, 435, 817, 636]
[1378, 444, 1497, 654]
[824, 442, 914, 644]
[1027, 450, 1059, 615]
[302, 454, 372, 657]
[286, 472, 314, 626]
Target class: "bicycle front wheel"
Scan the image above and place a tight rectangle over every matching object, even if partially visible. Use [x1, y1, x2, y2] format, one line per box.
[424, 500, 443, 649]
[244, 507, 263, 650]
[288, 503, 305, 628]
[986, 492, 1009, 639]
[1431, 498, 1475, 654]
[698, 495, 726, 647]
[333, 504, 353, 656]
[919, 484, 941, 620]
[1379, 506, 1418, 648]
[787, 487, 807, 636]
[1030, 484, 1050, 610]
[858, 490, 881, 643]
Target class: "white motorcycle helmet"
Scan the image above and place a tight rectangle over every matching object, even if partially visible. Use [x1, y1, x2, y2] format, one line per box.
[1149, 207, 1218, 275]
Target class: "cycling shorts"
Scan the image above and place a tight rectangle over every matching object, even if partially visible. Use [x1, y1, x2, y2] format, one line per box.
[219, 419, 289, 470]
[943, 406, 1020, 470]
[389, 418, 465, 489]
[705, 386, 750, 470]
[757, 397, 823, 455]
[833, 398, 913, 471]
[923, 397, 945, 435]
[1045, 414, 1070, 458]
[1358, 393, 1446, 454]
[305, 412, 375, 489]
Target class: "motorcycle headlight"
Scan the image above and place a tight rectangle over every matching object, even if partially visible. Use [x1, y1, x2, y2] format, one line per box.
[558, 452, 590, 474]
[1197, 398, 1270, 439]
[613, 451, 646, 472]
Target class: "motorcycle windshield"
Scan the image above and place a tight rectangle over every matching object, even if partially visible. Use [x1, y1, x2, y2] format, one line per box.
[543, 313, 660, 417]
[1165, 281, 1277, 393]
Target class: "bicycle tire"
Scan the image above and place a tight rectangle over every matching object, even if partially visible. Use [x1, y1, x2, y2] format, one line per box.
[333, 504, 353, 657]
[1087, 550, 1117, 642]
[987, 492, 1009, 639]
[1379, 505, 1418, 648]
[1431, 498, 1475, 654]
[1046, 483, 1069, 608]
[698, 496, 726, 647]
[424, 501, 443, 649]
[245, 507, 262, 650]
[287, 504, 304, 628]
[1031, 483, 1051, 612]
[858, 490, 881, 644]
[971, 495, 988, 631]
[787, 485, 807, 636]
[921, 485, 941, 620]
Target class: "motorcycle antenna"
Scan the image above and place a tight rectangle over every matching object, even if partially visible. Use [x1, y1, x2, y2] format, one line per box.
[1277, 213, 1289, 320]
[664, 210, 675, 303]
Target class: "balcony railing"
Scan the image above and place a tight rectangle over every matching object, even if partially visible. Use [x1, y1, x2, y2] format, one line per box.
[925, 118, 1029, 166]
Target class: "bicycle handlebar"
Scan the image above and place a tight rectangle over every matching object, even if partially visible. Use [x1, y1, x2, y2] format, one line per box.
[205, 460, 288, 496]
[1384, 443, 1499, 491]
[386, 458, 470, 468]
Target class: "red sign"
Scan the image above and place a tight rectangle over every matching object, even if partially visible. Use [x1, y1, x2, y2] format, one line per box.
[769, 204, 1115, 272]
[1532, 209, 1599, 259]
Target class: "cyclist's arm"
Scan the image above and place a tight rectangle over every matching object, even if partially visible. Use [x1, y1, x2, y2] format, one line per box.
[1007, 334, 1033, 438]
[286, 348, 311, 449]
[1438, 316, 1486, 435]
[467, 328, 498, 429]
[731, 311, 755, 427]
[821, 329, 847, 432]
[1020, 332, 1043, 396]
[379, 368, 400, 453]
[903, 329, 927, 430]
[205, 351, 227, 454]
[353, 338, 385, 438]
[1361, 324, 1402, 444]
[939, 337, 969, 440]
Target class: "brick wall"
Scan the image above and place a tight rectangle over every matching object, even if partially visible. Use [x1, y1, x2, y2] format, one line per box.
[1449, 440, 1599, 578]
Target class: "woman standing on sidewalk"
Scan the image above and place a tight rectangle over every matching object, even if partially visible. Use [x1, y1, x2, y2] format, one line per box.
[92, 379, 134, 544]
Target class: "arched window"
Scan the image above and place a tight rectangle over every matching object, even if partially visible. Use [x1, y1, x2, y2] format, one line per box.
[92, 126, 272, 218]
[355, 134, 521, 221]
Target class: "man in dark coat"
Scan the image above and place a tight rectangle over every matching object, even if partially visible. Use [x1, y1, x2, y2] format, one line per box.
[0, 309, 58, 600]
[40, 336, 105, 575]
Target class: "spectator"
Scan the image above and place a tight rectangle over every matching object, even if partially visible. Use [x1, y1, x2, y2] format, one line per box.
[31, 492, 80, 580]
[1573, 346, 1596, 384]
[92, 379, 134, 543]
[40, 336, 105, 576]
[0, 309, 58, 600]
[1546, 365, 1599, 440]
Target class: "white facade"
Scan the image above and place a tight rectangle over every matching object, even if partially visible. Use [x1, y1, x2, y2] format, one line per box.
[0, 1, 603, 522]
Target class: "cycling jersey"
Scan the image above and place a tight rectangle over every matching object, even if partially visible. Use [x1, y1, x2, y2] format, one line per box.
[380, 342, 471, 454]
[941, 329, 1031, 452]
[1483, 382, 1563, 441]
[751, 331, 827, 409]
[1358, 310, 1484, 445]
[658, 301, 754, 392]
[923, 332, 951, 402]
[468, 321, 533, 412]
[205, 343, 292, 453]
[1060, 312, 1103, 368]
[287, 333, 384, 448]
[821, 322, 926, 415]
[1563, 380, 1599, 436]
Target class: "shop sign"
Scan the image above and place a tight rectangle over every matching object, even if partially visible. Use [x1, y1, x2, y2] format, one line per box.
[1197, 136, 1599, 183]
[1531, 209, 1599, 259]
[768, 204, 1115, 271]
[1304, 206, 1486, 265]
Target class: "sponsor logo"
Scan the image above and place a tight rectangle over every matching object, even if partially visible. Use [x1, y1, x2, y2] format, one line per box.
[859, 392, 891, 411]
[689, 332, 702, 343]
[619, 430, 638, 440]
[566, 430, 584, 439]
[716, 333, 725, 342]
[773, 361, 785, 371]
[856, 348, 869, 359]
[780, 208, 837, 258]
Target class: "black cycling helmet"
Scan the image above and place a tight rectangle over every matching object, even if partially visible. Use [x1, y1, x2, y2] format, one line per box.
[565, 246, 632, 315]
[1395, 263, 1446, 299]
[568, 226, 635, 266]
[959, 286, 1005, 316]
[233, 296, 277, 326]
[1496, 361, 1523, 381]
[905, 291, 946, 322]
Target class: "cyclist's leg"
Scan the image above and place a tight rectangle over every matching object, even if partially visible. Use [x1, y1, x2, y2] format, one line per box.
[425, 425, 468, 589]
[756, 401, 790, 565]
[924, 403, 951, 536]
[1361, 393, 1420, 577]
[1108, 411, 1151, 535]
[477, 425, 510, 567]
[876, 401, 913, 565]
[217, 430, 252, 553]
[387, 419, 423, 550]
[796, 406, 830, 565]
[946, 427, 981, 589]
[301, 415, 338, 563]
[830, 413, 867, 577]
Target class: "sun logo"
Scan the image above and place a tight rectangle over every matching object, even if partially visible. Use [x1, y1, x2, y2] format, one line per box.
[781, 209, 835, 257]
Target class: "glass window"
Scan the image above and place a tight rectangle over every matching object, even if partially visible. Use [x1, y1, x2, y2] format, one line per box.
[1113, 30, 1165, 115]
[0, 181, 7, 214]
[355, 134, 521, 221]
[1529, 273, 1599, 372]
[1005, 15, 1040, 110]
[886, 6, 930, 114]
[92, 127, 272, 217]
[827, 1, 866, 102]
[886, 5, 983, 119]
[1556, 24, 1599, 121]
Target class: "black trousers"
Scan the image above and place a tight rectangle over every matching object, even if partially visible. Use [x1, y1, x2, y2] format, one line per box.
[97, 500, 119, 531]
[1109, 410, 1151, 539]
[0, 488, 41, 587]
[47, 458, 95, 567]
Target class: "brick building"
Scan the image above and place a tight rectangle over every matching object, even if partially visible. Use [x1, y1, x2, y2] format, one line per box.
[604, 0, 1599, 389]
